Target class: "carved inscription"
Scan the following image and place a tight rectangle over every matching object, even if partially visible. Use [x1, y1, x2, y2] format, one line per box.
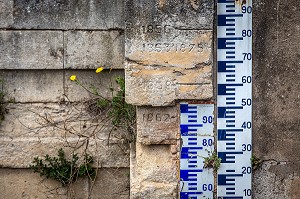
[142, 43, 206, 53]
[141, 25, 171, 34]
[142, 113, 172, 122]
[125, 0, 213, 105]
[134, 78, 176, 90]
[136, 106, 179, 144]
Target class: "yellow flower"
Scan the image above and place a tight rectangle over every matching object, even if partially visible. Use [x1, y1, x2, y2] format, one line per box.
[70, 75, 77, 81]
[95, 67, 104, 73]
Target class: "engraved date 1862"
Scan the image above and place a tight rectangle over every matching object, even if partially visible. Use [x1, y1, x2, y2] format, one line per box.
[142, 113, 173, 122]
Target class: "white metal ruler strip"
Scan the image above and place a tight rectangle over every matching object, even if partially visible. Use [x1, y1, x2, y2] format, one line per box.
[217, 0, 252, 198]
[180, 103, 214, 199]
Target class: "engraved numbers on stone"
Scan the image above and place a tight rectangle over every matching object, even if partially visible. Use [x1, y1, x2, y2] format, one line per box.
[135, 78, 176, 90]
[141, 25, 171, 34]
[142, 42, 205, 53]
[142, 113, 173, 122]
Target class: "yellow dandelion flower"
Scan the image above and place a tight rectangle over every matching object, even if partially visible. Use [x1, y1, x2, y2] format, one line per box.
[95, 67, 104, 73]
[70, 75, 77, 81]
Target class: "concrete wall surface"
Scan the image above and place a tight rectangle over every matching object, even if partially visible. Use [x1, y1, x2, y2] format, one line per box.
[253, 0, 300, 198]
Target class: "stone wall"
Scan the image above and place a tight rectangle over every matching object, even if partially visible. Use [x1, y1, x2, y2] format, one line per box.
[125, 0, 214, 198]
[0, 1, 129, 199]
[0, 0, 299, 199]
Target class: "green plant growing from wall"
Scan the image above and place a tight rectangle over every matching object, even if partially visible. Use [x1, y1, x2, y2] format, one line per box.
[203, 151, 221, 171]
[30, 148, 96, 187]
[29, 68, 133, 198]
[0, 88, 6, 123]
[0, 79, 13, 124]
[69, 68, 136, 143]
[251, 155, 262, 171]
[108, 76, 136, 137]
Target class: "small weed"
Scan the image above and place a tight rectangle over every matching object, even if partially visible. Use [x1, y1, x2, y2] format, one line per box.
[30, 148, 96, 186]
[0, 80, 9, 124]
[203, 151, 221, 171]
[108, 77, 136, 135]
[72, 73, 136, 139]
[251, 155, 262, 170]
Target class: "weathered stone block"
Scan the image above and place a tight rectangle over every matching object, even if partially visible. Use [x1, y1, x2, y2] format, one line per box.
[2, 0, 124, 29]
[126, 30, 212, 68]
[64, 31, 124, 69]
[0, 168, 88, 199]
[131, 143, 178, 198]
[0, 31, 63, 69]
[64, 69, 124, 102]
[176, 84, 213, 100]
[125, 0, 213, 106]
[125, 0, 214, 31]
[0, 0, 13, 27]
[91, 168, 130, 199]
[0, 70, 63, 102]
[125, 63, 212, 105]
[135, 144, 178, 183]
[0, 138, 129, 168]
[136, 105, 179, 144]
[1, 103, 129, 142]
[131, 182, 178, 199]
[0, 168, 131, 199]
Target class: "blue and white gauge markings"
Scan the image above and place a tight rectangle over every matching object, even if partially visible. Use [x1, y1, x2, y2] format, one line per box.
[217, 0, 252, 198]
[180, 103, 214, 199]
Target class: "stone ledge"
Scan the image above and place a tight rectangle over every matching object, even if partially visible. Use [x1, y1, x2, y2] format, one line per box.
[0, 137, 129, 168]
[1, 103, 129, 142]
[0, 167, 130, 199]
[125, 64, 212, 106]
[0, 168, 88, 199]
[1, 0, 124, 29]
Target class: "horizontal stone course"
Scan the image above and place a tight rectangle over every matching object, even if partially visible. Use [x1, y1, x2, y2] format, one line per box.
[0, 168, 88, 199]
[0, 0, 13, 27]
[91, 168, 130, 199]
[125, 64, 212, 106]
[0, 103, 129, 141]
[0, 30, 124, 70]
[0, 69, 124, 103]
[0, 70, 64, 102]
[0, 137, 129, 168]
[0, 0, 124, 29]
[0, 168, 130, 199]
